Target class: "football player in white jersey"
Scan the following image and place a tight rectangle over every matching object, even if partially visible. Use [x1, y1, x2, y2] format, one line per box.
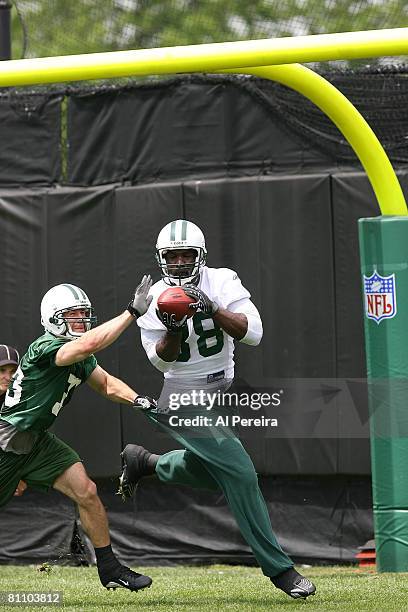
[119, 220, 316, 601]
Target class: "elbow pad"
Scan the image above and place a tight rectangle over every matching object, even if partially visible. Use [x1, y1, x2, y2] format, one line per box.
[229, 298, 263, 346]
[240, 312, 263, 346]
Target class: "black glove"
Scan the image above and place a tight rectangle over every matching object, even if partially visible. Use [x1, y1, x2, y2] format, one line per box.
[156, 308, 188, 334]
[128, 275, 153, 318]
[183, 284, 219, 315]
[133, 395, 157, 411]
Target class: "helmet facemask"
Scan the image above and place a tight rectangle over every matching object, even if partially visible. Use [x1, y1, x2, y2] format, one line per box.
[156, 247, 206, 286]
[50, 305, 97, 339]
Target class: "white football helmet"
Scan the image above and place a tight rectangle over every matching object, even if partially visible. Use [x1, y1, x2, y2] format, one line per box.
[40, 284, 97, 339]
[156, 219, 207, 286]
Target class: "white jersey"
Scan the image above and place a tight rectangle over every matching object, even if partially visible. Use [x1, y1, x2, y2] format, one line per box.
[138, 266, 260, 379]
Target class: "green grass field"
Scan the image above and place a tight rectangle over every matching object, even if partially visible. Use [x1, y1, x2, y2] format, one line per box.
[1, 564, 408, 611]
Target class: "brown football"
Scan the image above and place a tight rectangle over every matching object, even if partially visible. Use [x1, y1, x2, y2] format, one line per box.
[157, 287, 196, 321]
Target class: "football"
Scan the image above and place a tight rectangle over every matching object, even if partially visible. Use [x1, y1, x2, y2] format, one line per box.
[157, 287, 196, 321]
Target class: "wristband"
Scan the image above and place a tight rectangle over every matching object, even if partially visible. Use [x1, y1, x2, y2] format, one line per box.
[127, 301, 140, 318]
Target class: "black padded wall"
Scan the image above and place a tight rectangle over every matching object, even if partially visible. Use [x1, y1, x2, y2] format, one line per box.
[0, 77, 401, 479]
[0, 190, 48, 344]
[67, 79, 334, 186]
[0, 475, 373, 565]
[0, 94, 61, 186]
[0, 489, 76, 564]
[0, 187, 121, 477]
[0, 174, 384, 476]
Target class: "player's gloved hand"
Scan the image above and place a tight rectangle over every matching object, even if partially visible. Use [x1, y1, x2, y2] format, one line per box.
[183, 284, 219, 315]
[156, 308, 188, 333]
[128, 275, 153, 318]
[133, 395, 157, 411]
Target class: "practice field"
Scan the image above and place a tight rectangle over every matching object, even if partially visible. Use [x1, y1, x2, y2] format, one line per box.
[0, 565, 408, 611]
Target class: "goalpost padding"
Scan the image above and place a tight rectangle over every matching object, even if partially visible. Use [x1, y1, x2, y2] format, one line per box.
[359, 216, 408, 572]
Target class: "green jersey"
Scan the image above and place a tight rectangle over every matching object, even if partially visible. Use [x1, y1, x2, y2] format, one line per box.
[0, 333, 97, 432]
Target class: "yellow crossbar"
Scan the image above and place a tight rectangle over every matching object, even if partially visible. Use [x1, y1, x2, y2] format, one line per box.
[0, 28, 406, 86]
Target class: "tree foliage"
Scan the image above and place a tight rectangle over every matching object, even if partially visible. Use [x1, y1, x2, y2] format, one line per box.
[10, 0, 408, 60]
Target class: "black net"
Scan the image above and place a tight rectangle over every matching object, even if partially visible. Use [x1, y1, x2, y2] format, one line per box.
[9, 0, 408, 65]
[2, 67, 408, 188]
[251, 65, 408, 163]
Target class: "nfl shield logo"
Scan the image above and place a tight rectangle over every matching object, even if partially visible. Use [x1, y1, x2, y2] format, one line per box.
[363, 270, 397, 324]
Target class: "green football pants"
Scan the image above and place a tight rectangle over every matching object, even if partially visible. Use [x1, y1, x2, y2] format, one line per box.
[0, 431, 80, 507]
[144, 381, 293, 578]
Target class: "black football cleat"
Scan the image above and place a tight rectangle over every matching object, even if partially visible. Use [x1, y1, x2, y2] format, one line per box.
[271, 568, 316, 600]
[286, 575, 316, 599]
[117, 444, 153, 501]
[100, 565, 152, 592]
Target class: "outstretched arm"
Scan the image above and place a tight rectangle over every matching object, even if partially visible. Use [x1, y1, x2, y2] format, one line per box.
[56, 311, 134, 366]
[86, 365, 136, 404]
[87, 365, 157, 410]
[56, 275, 153, 366]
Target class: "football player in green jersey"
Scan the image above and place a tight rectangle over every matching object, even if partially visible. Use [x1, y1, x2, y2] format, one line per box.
[0, 276, 156, 593]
